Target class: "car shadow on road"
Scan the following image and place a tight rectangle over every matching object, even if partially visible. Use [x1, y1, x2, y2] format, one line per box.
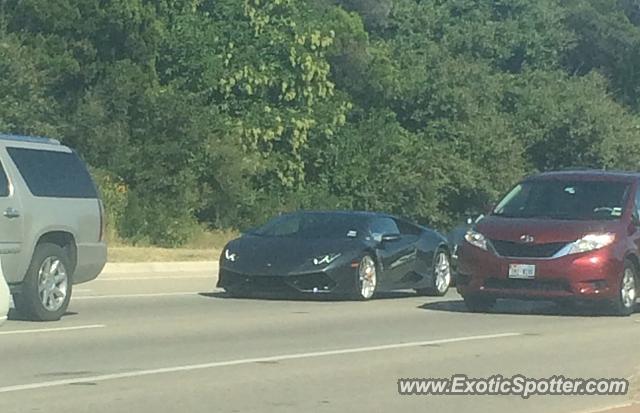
[198, 290, 418, 302]
[7, 308, 78, 322]
[419, 299, 621, 318]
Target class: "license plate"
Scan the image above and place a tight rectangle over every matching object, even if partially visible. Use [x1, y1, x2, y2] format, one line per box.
[508, 264, 536, 279]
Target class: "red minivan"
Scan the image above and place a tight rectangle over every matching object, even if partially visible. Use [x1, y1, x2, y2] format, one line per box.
[457, 170, 639, 316]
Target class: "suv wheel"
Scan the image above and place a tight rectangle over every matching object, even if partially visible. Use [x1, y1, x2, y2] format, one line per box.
[15, 243, 73, 321]
[610, 260, 637, 317]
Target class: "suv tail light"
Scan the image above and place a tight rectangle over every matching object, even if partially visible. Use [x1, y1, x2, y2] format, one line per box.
[99, 199, 106, 243]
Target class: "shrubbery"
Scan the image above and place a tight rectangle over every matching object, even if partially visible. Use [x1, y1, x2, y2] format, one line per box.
[2, 0, 640, 245]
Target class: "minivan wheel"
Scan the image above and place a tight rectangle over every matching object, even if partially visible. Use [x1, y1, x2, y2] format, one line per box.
[416, 249, 452, 297]
[463, 295, 496, 313]
[610, 260, 637, 317]
[14, 243, 73, 321]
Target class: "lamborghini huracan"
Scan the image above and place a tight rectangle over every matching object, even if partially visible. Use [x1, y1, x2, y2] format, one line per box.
[217, 211, 452, 300]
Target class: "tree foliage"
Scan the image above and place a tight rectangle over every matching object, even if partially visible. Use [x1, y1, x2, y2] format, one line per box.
[1, 0, 639, 244]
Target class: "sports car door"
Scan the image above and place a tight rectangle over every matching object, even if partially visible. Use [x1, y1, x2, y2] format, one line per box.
[369, 217, 418, 287]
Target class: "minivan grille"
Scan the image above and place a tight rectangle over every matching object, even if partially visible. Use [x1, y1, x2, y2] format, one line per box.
[490, 240, 567, 258]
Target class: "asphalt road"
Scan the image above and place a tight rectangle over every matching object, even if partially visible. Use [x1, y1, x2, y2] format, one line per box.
[1, 266, 639, 413]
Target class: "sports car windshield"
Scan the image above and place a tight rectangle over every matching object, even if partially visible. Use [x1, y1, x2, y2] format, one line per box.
[492, 180, 631, 221]
[249, 213, 366, 238]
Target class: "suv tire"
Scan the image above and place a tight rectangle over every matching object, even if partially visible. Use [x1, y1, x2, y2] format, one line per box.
[15, 243, 73, 321]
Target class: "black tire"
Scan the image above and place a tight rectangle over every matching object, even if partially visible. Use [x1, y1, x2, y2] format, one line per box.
[609, 259, 637, 317]
[352, 255, 378, 301]
[14, 243, 73, 321]
[416, 248, 452, 297]
[463, 295, 496, 313]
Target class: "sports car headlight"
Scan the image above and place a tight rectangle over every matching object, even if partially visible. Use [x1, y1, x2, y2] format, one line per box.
[224, 249, 238, 262]
[312, 253, 342, 266]
[464, 229, 488, 251]
[555, 233, 616, 257]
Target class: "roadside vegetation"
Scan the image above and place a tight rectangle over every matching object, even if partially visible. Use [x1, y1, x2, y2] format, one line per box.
[2, 0, 640, 247]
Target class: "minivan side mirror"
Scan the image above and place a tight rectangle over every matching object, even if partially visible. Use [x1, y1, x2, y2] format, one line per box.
[466, 214, 485, 226]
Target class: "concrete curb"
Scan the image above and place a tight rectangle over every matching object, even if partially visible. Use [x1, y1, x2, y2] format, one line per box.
[102, 261, 218, 275]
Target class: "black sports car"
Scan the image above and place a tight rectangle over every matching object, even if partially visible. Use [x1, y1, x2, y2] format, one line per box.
[217, 211, 452, 300]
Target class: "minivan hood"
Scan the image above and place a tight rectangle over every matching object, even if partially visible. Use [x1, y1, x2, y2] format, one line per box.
[476, 215, 621, 244]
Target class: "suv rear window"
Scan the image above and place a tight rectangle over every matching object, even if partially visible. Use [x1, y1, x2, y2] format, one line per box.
[7, 148, 97, 198]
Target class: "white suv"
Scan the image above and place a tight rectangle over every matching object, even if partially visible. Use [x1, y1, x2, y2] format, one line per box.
[0, 266, 8, 326]
[0, 134, 107, 321]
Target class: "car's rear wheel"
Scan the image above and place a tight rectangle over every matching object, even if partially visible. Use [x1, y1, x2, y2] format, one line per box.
[354, 255, 377, 300]
[14, 243, 73, 321]
[463, 295, 496, 313]
[416, 249, 451, 297]
[610, 260, 637, 317]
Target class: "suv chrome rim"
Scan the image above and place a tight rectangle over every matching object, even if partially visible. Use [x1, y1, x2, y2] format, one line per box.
[359, 256, 377, 299]
[38, 257, 68, 312]
[621, 269, 636, 309]
[435, 252, 451, 294]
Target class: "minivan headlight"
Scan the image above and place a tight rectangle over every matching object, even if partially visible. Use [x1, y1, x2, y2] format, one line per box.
[557, 233, 616, 257]
[465, 229, 488, 251]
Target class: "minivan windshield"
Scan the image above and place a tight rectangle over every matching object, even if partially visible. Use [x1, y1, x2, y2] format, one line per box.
[492, 180, 631, 221]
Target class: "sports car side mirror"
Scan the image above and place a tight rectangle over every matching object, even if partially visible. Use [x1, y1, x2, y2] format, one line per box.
[381, 233, 401, 242]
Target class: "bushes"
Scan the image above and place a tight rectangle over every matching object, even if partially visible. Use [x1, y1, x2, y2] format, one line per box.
[3, 1, 640, 244]
[90, 168, 128, 244]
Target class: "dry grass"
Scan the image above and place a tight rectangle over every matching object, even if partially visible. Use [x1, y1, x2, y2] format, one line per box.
[107, 246, 219, 262]
[107, 228, 238, 262]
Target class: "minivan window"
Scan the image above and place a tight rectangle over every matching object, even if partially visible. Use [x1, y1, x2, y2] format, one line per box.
[493, 180, 630, 221]
[7, 148, 97, 198]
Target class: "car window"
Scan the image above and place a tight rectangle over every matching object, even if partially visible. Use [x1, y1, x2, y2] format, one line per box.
[251, 213, 367, 238]
[493, 180, 630, 221]
[0, 162, 9, 197]
[369, 217, 400, 235]
[396, 219, 422, 236]
[7, 148, 97, 198]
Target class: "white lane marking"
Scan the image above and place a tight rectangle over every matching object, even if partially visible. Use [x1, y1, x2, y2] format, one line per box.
[0, 332, 521, 393]
[74, 288, 93, 292]
[0, 324, 105, 336]
[96, 275, 214, 281]
[578, 402, 634, 413]
[73, 292, 199, 300]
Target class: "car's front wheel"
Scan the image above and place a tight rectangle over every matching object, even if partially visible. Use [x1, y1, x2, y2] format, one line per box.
[353, 255, 377, 300]
[610, 260, 637, 317]
[14, 243, 73, 321]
